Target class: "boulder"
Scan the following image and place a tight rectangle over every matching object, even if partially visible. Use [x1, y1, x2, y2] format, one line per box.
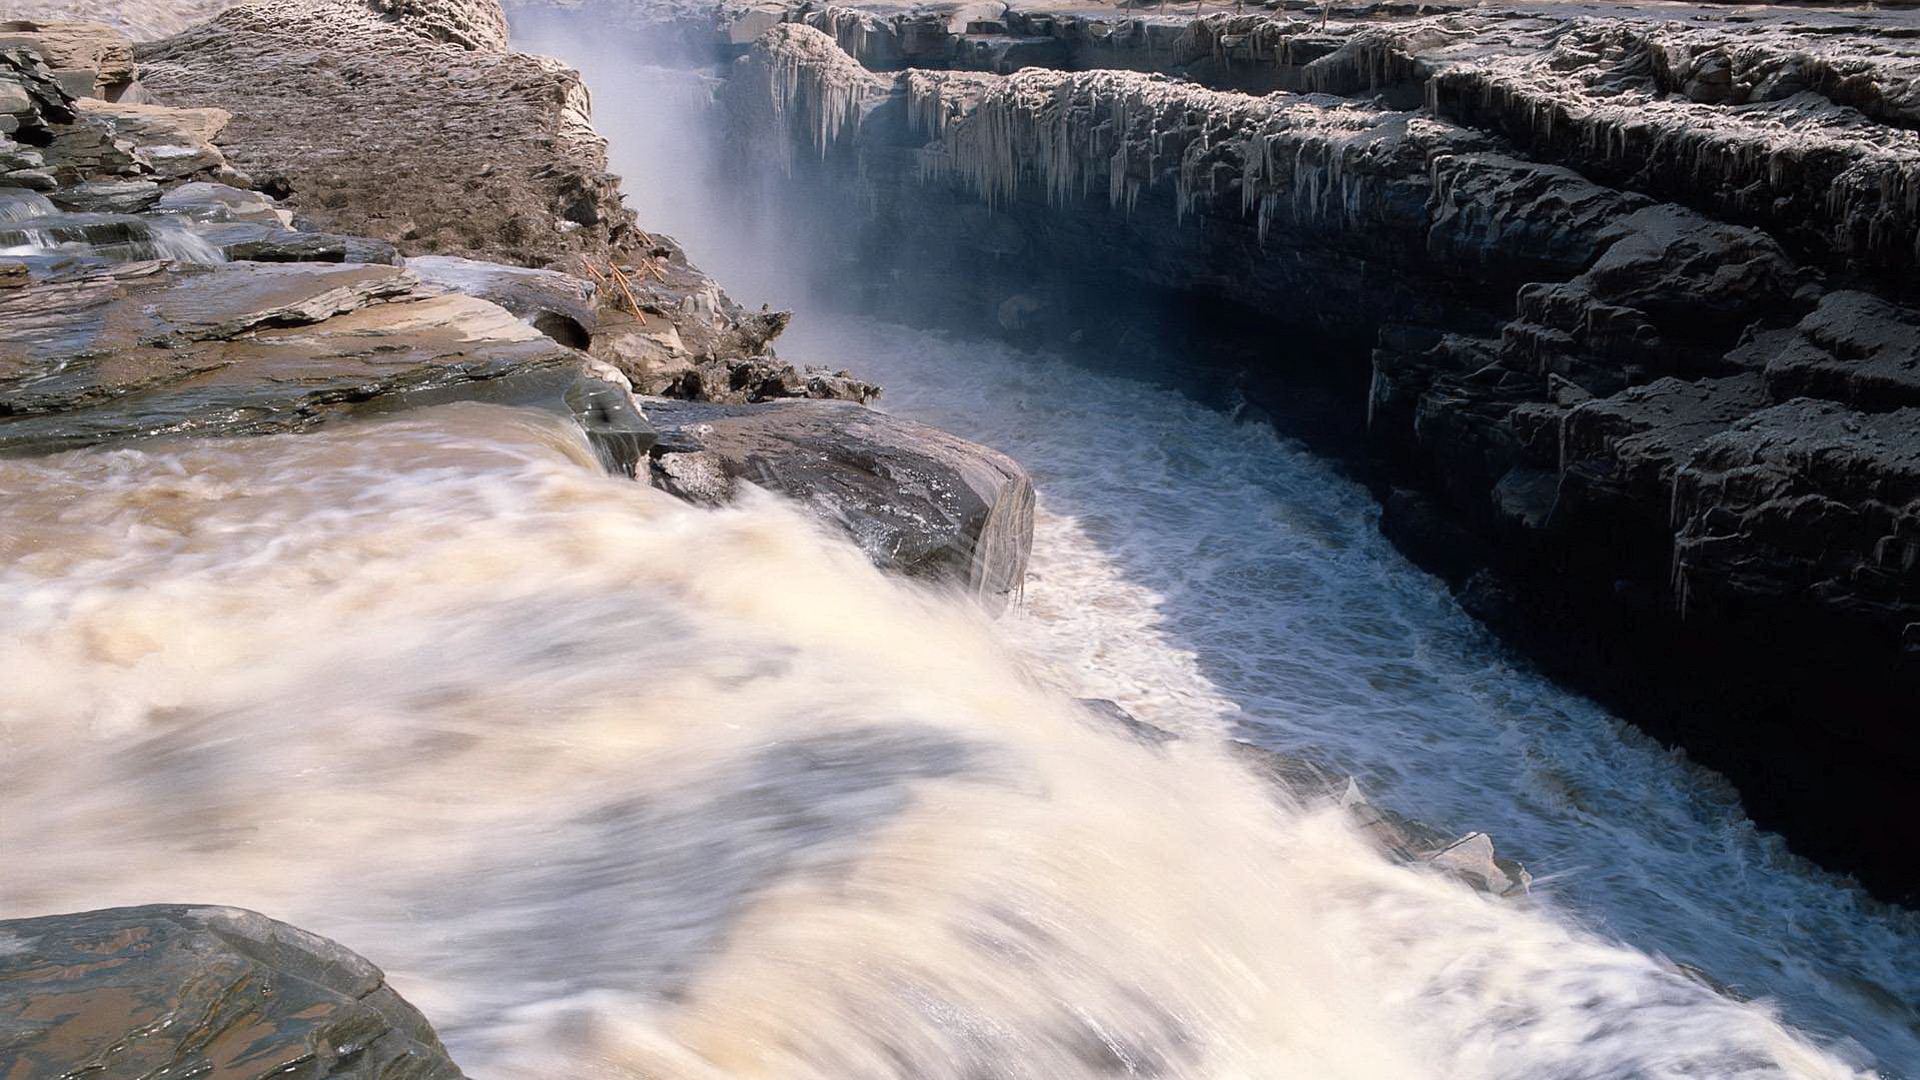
[645, 397, 1033, 611]
[0, 904, 464, 1080]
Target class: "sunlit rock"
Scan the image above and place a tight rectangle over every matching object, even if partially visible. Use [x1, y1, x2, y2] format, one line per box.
[0, 905, 465, 1080]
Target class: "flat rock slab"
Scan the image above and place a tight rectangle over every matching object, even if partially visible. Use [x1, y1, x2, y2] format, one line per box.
[154, 180, 292, 226]
[646, 397, 1034, 611]
[192, 220, 402, 264]
[0, 259, 649, 459]
[0, 904, 464, 1080]
[46, 177, 159, 212]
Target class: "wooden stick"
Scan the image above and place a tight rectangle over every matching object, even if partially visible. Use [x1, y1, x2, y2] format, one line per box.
[607, 262, 647, 324]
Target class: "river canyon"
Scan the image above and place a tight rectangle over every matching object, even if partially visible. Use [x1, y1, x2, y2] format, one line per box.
[0, 1, 1916, 1078]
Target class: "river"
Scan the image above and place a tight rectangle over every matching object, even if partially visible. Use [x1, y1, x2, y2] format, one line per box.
[0, 11, 1912, 1080]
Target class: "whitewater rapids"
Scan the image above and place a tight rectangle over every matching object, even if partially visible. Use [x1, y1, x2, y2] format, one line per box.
[0, 402, 1874, 1079]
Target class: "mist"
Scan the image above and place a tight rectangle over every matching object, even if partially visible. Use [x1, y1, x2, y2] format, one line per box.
[490, 7, 1918, 1073]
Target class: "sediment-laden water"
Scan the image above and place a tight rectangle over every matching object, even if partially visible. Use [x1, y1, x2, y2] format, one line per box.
[0, 15, 1912, 1080]
[506, 18, 1918, 1072]
[0, 404, 1888, 1079]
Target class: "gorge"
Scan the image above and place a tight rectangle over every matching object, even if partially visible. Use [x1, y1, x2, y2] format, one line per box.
[0, 0, 1916, 1078]
[668, 0, 1920, 903]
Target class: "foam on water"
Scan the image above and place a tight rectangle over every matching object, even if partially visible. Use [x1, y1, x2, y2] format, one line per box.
[0, 404, 1882, 1079]
[494, 20, 1919, 1072]
[777, 315, 1920, 1074]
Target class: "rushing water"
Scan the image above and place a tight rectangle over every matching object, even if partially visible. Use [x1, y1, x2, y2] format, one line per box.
[507, 15, 1918, 1073]
[0, 402, 1890, 1080]
[0, 15, 1911, 1080]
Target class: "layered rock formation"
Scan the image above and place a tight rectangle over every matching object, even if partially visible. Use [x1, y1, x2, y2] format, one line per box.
[0, 6, 1025, 598]
[0, 905, 464, 1080]
[0, 12, 1038, 1062]
[0, 3, 244, 42]
[701, 1, 1920, 897]
[0, 0, 506, 50]
[0, 258, 657, 470]
[133, 0, 631, 264]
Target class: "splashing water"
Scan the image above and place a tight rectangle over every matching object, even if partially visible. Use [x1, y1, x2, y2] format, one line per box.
[501, 15, 1918, 1074]
[0, 212, 226, 263]
[0, 404, 1879, 1079]
[0, 13, 1905, 1080]
[777, 315, 1920, 1075]
[146, 217, 227, 263]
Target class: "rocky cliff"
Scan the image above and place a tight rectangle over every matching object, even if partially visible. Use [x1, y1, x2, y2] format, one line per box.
[690, 0, 1920, 898]
[0, 3, 1027, 596]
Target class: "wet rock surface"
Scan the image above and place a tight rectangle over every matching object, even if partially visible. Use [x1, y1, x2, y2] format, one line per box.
[0, 905, 464, 1080]
[705, 3, 1920, 896]
[87, 1, 844, 400]
[647, 396, 1035, 610]
[0, 258, 649, 459]
[409, 254, 600, 346]
[0, 8, 763, 479]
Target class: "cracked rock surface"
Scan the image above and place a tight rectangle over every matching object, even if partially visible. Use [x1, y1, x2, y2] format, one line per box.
[0, 905, 465, 1080]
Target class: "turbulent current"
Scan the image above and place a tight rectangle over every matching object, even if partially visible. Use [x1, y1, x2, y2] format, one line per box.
[0, 16, 1913, 1080]
[0, 395, 1892, 1080]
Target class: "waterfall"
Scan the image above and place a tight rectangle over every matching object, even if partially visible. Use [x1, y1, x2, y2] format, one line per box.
[0, 188, 58, 224]
[0, 403, 1876, 1080]
[147, 217, 228, 263]
[1, 8, 1907, 1080]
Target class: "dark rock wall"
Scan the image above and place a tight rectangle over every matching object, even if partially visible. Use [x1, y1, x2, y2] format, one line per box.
[714, 15, 1920, 900]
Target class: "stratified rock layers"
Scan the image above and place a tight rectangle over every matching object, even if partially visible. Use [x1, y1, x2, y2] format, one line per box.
[715, 10, 1920, 897]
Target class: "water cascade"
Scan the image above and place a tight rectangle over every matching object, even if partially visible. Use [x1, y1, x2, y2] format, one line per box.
[0, 404, 1882, 1080]
[0, 7, 1913, 1080]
